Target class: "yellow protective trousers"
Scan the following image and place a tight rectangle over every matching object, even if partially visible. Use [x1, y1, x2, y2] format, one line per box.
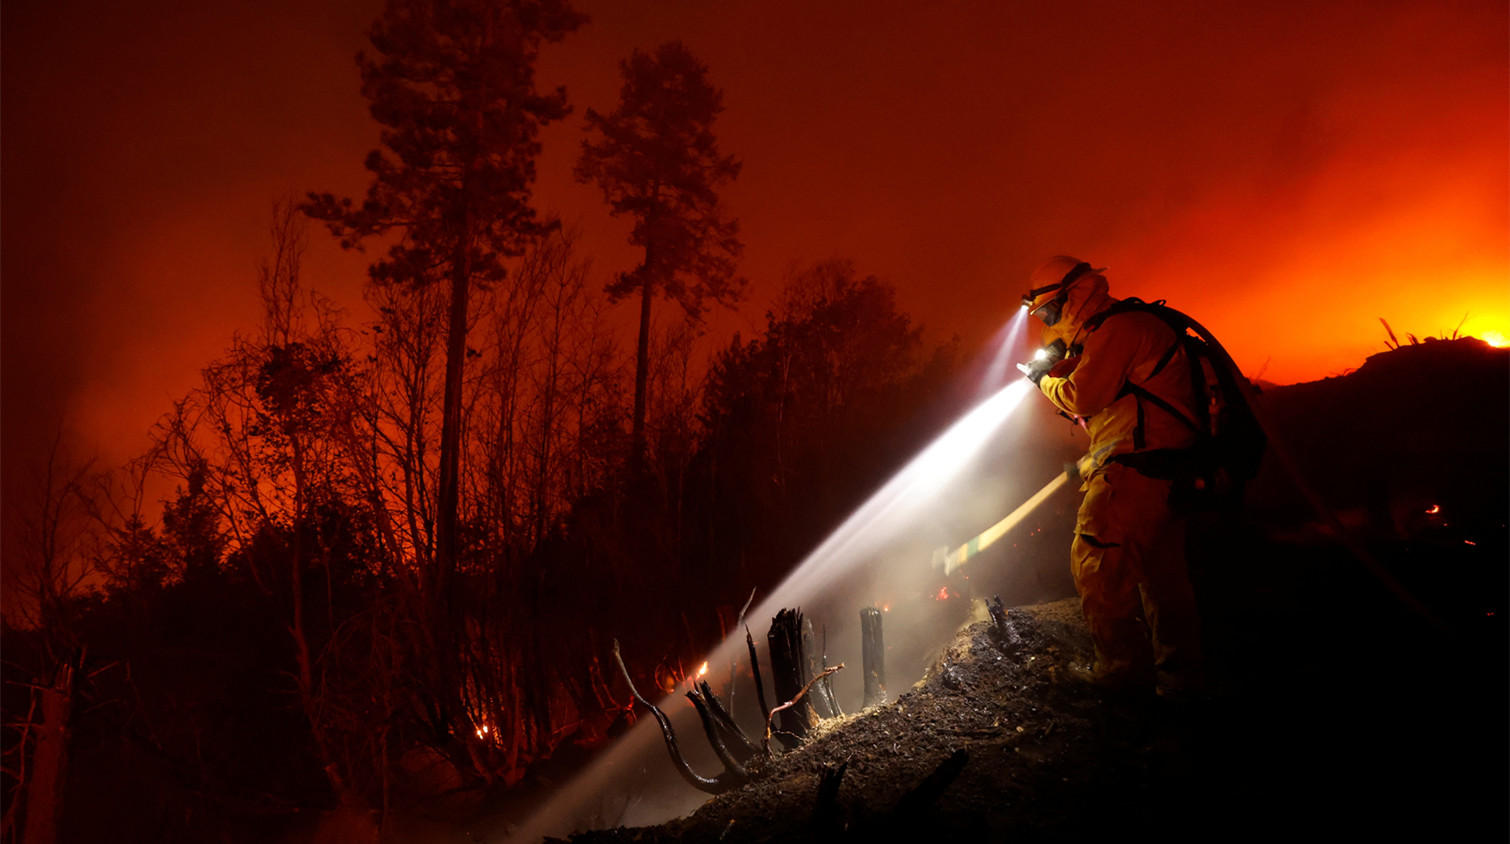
[1071, 462, 1204, 695]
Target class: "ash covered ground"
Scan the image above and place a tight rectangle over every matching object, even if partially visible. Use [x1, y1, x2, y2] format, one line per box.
[560, 339, 1508, 844]
[564, 583, 1504, 843]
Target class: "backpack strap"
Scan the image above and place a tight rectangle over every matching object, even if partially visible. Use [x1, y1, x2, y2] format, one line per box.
[1148, 338, 1182, 380]
[1119, 381, 1203, 440]
[1091, 299, 1204, 450]
[1083, 296, 1155, 332]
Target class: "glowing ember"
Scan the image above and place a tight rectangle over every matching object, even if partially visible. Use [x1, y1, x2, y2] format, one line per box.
[935, 587, 950, 601]
[475, 725, 491, 739]
[1426, 504, 1441, 515]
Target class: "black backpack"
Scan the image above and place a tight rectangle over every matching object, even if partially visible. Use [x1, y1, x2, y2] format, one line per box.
[1085, 298, 1267, 508]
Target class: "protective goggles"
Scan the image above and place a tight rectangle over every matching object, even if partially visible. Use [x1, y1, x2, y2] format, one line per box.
[1020, 262, 1093, 326]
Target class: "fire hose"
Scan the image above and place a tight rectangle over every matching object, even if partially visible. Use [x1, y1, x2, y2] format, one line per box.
[930, 469, 1073, 576]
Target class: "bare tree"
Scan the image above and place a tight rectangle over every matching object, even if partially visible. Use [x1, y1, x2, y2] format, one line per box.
[1, 430, 97, 844]
[150, 201, 381, 808]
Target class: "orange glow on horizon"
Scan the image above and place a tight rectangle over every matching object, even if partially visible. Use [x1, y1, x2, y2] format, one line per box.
[1118, 158, 1508, 386]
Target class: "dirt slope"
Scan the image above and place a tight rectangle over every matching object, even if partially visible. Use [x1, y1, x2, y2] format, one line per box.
[564, 576, 1504, 844]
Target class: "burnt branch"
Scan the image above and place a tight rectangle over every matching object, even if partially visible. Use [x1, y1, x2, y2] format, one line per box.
[686, 689, 752, 783]
[891, 748, 970, 822]
[727, 588, 757, 712]
[986, 595, 1022, 654]
[811, 761, 848, 834]
[763, 663, 845, 755]
[735, 588, 757, 627]
[745, 626, 771, 725]
[698, 680, 761, 762]
[820, 625, 842, 718]
[611, 639, 740, 795]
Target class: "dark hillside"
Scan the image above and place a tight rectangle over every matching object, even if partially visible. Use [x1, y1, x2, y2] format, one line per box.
[561, 339, 1509, 844]
[1247, 336, 1508, 539]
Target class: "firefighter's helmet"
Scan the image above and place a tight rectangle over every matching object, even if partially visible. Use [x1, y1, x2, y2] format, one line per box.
[1022, 255, 1106, 326]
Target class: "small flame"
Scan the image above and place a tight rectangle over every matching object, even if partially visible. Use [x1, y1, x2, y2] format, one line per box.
[475, 724, 491, 739]
[697, 662, 708, 678]
[1426, 504, 1441, 515]
[1482, 331, 1508, 348]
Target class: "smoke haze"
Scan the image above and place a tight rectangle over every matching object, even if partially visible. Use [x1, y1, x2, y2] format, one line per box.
[3, 0, 1504, 587]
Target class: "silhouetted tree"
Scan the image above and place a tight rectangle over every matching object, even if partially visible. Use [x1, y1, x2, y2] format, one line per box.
[576, 41, 744, 471]
[304, 0, 586, 610]
[695, 262, 955, 587]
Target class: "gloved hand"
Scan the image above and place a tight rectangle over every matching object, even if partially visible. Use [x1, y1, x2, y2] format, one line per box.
[1017, 356, 1055, 385]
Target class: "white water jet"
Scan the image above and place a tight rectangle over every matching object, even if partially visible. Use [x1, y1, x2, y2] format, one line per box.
[503, 317, 1060, 842]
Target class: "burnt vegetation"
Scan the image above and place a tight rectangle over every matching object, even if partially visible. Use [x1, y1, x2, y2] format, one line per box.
[0, 218, 962, 841]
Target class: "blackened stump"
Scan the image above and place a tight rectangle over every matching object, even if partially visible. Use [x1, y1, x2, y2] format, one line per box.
[802, 616, 838, 718]
[768, 608, 814, 739]
[861, 606, 887, 708]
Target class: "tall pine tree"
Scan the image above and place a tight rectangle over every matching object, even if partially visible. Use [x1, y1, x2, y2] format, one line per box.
[305, 0, 585, 608]
[575, 41, 744, 472]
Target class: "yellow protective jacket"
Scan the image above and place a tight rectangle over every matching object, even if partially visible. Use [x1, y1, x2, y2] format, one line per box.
[1039, 302, 1201, 477]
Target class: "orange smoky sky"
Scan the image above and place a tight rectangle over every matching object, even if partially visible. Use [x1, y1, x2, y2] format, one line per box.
[3, 0, 1506, 519]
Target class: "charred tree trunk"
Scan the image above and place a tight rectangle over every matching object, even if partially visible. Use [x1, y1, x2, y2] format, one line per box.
[861, 606, 887, 708]
[768, 609, 814, 741]
[801, 617, 839, 718]
[436, 222, 473, 614]
[630, 249, 655, 476]
[21, 662, 74, 844]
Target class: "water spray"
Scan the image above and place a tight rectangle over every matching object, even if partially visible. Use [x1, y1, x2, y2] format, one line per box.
[511, 356, 1044, 841]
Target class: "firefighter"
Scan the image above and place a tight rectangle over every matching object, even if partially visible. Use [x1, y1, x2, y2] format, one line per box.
[1021, 255, 1204, 698]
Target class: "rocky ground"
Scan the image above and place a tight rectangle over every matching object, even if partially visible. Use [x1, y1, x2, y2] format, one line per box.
[560, 540, 1506, 844]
